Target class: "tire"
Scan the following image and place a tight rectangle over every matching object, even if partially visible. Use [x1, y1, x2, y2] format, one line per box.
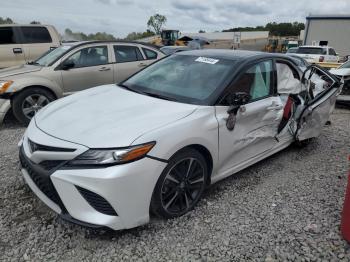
[151, 148, 208, 219]
[12, 87, 55, 125]
[294, 138, 314, 148]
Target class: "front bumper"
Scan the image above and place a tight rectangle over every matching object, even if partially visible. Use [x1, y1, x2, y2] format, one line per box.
[19, 123, 167, 230]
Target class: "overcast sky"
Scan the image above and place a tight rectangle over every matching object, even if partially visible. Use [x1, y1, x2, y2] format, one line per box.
[1, 0, 350, 38]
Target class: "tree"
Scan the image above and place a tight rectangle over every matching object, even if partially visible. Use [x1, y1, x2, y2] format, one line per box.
[63, 28, 117, 41]
[30, 21, 41, 24]
[147, 14, 167, 35]
[0, 17, 14, 24]
[125, 30, 155, 41]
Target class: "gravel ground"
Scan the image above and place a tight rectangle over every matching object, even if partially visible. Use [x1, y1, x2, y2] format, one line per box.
[0, 109, 349, 261]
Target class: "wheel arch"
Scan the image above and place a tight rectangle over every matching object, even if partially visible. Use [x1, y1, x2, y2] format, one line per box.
[11, 85, 58, 101]
[173, 144, 213, 185]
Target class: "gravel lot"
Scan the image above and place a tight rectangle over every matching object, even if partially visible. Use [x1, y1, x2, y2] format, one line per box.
[0, 109, 349, 261]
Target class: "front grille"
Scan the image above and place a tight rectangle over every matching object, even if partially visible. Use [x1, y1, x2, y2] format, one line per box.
[39, 160, 65, 171]
[19, 148, 64, 209]
[76, 186, 118, 216]
[28, 139, 76, 153]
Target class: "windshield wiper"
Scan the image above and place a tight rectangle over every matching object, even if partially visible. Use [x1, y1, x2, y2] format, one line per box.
[141, 91, 178, 102]
[27, 61, 40, 65]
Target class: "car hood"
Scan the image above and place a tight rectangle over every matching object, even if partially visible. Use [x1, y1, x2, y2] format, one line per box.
[329, 68, 350, 77]
[0, 64, 42, 78]
[35, 85, 198, 148]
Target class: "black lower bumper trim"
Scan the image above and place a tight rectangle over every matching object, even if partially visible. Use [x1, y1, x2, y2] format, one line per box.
[59, 213, 107, 229]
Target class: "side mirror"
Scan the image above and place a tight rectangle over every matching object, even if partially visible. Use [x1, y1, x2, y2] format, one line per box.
[227, 92, 251, 115]
[61, 61, 75, 70]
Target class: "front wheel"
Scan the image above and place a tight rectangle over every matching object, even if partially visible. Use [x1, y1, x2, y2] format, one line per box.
[12, 87, 55, 125]
[151, 148, 208, 219]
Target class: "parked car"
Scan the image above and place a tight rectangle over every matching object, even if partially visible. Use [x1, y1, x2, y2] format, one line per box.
[160, 46, 191, 55]
[286, 47, 298, 54]
[0, 40, 164, 124]
[0, 24, 61, 69]
[329, 60, 350, 105]
[294, 45, 339, 63]
[286, 54, 310, 70]
[18, 50, 342, 230]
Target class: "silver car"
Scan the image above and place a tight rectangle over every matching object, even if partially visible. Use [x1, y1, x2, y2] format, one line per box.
[0, 41, 164, 124]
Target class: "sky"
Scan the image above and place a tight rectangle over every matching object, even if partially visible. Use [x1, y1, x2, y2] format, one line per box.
[1, 0, 350, 38]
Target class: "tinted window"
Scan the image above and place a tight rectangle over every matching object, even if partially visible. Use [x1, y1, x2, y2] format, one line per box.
[142, 48, 157, 60]
[329, 48, 337, 56]
[114, 45, 143, 63]
[297, 47, 326, 55]
[0, 27, 17, 44]
[21, 27, 52, 44]
[65, 46, 108, 68]
[228, 60, 273, 101]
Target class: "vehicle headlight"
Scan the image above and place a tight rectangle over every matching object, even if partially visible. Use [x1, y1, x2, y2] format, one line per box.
[66, 142, 156, 167]
[0, 80, 14, 94]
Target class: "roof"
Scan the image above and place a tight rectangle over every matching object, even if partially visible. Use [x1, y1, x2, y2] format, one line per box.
[306, 14, 350, 20]
[0, 24, 53, 27]
[177, 49, 293, 62]
[299, 45, 334, 49]
[59, 40, 161, 50]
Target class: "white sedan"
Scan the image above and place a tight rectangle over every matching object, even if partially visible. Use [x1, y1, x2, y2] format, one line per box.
[19, 50, 342, 230]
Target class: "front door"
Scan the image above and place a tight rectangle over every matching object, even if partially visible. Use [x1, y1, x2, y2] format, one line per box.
[61, 45, 114, 93]
[296, 65, 341, 141]
[216, 60, 283, 176]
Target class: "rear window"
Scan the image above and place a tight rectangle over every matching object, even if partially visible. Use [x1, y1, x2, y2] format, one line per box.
[114, 45, 143, 63]
[297, 47, 326, 55]
[20, 27, 52, 44]
[0, 27, 17, 45]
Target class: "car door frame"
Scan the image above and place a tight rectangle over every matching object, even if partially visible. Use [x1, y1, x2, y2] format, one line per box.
[214, 58, 288, 180]
[55, 43, 115, 94]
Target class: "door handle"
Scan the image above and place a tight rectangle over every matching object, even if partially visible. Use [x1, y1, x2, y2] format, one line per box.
[13, 48, 23, 54]
[138, 63, 147, 67]
[98, 67, 111, 71]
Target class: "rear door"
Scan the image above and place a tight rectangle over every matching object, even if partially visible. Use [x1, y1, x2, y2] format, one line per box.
[140, 47, 160, 66]
[216, 59, 284, 175]
[112, 44, 146, 83]
[296, 65, 341, 141]
[19, 26, 55, 62]
[0, 26, 25, 68]
[60, 45, 114, 93]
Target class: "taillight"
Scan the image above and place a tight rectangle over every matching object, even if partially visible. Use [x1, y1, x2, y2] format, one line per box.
[319, 56, 325, 62]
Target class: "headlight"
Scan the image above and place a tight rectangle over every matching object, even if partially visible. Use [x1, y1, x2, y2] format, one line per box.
[0, 80, 14, 94]
[66, 142, 156, 167]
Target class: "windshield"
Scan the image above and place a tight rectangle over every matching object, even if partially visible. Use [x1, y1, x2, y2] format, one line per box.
[122, 55, 234, 105]
[34, 45, 73, 66]
[340, 61, 350, 69]
[297, 47, 326, 55]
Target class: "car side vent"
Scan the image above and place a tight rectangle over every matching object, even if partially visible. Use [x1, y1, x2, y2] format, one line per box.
[76, 186, 118, 216]
[28, 139, 76, 153]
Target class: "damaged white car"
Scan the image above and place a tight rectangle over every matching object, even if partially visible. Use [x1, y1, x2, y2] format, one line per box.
[19, 50, 342, 230]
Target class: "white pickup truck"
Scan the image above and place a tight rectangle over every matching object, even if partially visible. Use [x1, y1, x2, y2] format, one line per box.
[294, 45, 339, 64]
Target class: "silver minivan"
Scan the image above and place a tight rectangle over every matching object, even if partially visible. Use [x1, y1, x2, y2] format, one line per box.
[0, 41, 164, 124]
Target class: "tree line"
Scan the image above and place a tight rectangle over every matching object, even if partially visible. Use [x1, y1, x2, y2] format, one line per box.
[1, 16, 305, 41]
[223, 22, 305, 36]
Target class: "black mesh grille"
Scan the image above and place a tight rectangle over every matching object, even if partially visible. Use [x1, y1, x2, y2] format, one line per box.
[19, 148, 64, 208]
[39, 160, 65, 171]
[28, 139, 76, 153]
[76, 186, 118, 216]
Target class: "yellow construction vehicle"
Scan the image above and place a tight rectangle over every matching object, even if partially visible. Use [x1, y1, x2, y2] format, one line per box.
[151, 29, 185, 46]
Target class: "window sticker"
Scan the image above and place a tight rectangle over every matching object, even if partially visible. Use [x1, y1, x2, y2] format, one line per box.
[195, 57, 219, 64]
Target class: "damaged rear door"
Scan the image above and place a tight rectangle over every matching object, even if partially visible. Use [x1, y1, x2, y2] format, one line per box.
[215, 59, 284, 175]
[296, 65, 342, 141]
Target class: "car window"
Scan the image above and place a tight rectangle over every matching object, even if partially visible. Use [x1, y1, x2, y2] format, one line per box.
[123, 55, 234, 105]
[0, 27, 17, 44]
[340, 61, 350, 69]
[297, 47, 326, 55]
[329, 48, 337, 56]
[65, 46, 108, 68]
[20, 27, 52, 44]
[114, 45, 143, 63]
[142, 48, 158, 60]
[228, 60, 273, 101]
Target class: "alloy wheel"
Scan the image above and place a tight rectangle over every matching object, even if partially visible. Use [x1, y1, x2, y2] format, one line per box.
[22, 94, 50, 119]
